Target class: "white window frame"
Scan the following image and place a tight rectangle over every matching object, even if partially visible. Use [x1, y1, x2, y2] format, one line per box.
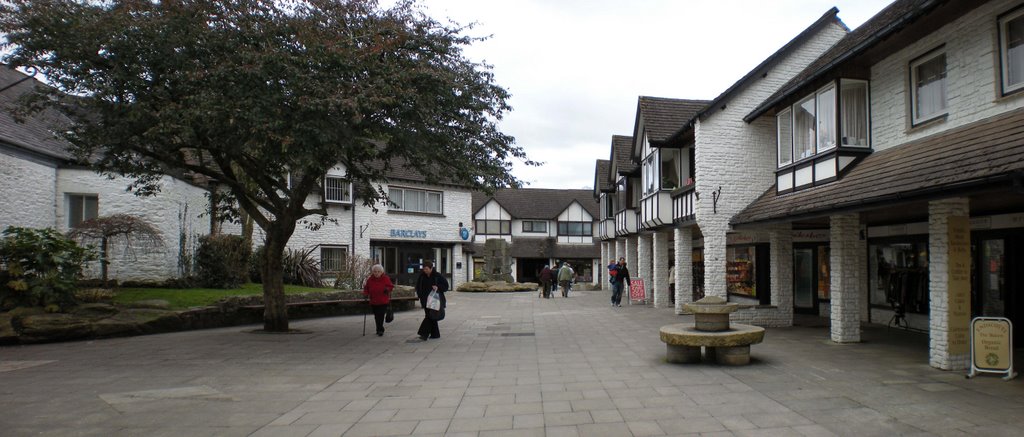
[999, 6, 1024, 95]
[67, 193, 99, 228]
[816, 84, 837, 152]
[324, 175, 352, 204]
[475, 219, 511, 235]
[839, 79, 870, 148]
[522, 220, 547, 233]
[388, 186, 443, 214]
[909, 47, 948, 126]
[777, 81, 869, 169]
[320, 246, 348, 273]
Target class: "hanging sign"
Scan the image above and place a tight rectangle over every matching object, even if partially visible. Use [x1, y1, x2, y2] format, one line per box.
[629, 278, 646, 304]
[968, 317, 1017, 380]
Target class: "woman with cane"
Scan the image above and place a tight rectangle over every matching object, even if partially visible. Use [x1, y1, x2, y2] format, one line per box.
[362, 264, 393, 336]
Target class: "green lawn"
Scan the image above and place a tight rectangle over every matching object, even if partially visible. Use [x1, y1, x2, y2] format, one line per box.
[113, 283, 332, 310]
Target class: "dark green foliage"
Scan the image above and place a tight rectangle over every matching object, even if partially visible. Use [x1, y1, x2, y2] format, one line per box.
[194, 235, 250, 289]
[250, 246, 324, 288]
[0, 227, 94, 311]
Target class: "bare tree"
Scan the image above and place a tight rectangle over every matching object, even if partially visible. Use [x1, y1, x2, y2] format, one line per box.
[67, 214, 164, 287]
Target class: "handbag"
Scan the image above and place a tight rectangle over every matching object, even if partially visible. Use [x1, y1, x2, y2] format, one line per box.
[385, 303, 394, 323]
[427, 308, 445, 321]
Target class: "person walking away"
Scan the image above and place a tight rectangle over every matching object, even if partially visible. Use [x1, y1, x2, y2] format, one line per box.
[363, 264, 393, 336]
[415, 261, 449, 340]
[539, 265, 553, 298]
[612, 258, 631, 307]
[558, 263, 574, 297]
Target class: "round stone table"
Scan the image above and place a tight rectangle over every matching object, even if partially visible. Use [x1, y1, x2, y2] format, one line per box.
[659, 323, 766, 365]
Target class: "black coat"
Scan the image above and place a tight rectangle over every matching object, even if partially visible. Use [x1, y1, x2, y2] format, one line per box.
[617, 265, 632, 286]
[415, 271, 449, 308]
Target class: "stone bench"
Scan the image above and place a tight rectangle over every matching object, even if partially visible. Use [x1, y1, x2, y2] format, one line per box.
[659, 323, 765, 365]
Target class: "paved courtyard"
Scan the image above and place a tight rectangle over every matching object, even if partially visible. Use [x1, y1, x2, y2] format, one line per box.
[2, 289, 1023, 437]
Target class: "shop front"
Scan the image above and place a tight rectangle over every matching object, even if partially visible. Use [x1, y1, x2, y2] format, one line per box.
[792, 230, 830, 316]
[724, 233, 771, 306]
[371, 241, 454, 287]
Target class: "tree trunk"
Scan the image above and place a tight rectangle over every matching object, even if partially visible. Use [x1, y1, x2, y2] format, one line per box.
[261, 226, 291, 331]
[100, 236, 109, 288]
[241, 210, 255, 248]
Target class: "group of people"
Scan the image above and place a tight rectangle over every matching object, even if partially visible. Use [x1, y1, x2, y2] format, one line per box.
[538, 262, 576, 298]
[607, 257, 632, 307]
[361, 260, 449, 341]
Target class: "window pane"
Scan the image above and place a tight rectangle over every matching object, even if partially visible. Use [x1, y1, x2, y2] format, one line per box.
[68, 195, 83, 228]
[325, 177, 350, 202]
[1006, 14, 1024, 90]
[777, 109, 793, 165]
[320, 247, 346, 272]
[840, 81, 869, 147]
[583, 223, 592, 235]
[523, 221, 531, 232]
[427, 192, 441, 213]
[85, 196, 98, 221]
[794, 95, 815, 160]
[536, 221, 547, 233]
[816, 86, 836, 151]
[915, 53, 947, 121]
[409, 190, 425, 212]
[389, 188, 403, 209]
[500, 221, 510, 234]
[558, 223, 567, 235]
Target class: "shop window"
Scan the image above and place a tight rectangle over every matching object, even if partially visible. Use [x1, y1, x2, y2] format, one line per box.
[727, 246, 757, 297]
[324, 176, 352, 203]
[475, 219, 510, 235]
[320, 246, 348, 273]
[692, 248, 705, 302]
[999, 6, 1024, 95]
[817, 246, 831, 300]
[389, 187, 442, 214]
[67, 194, 98, 228]
[522, 221, 547, 233]
[869, 241, 929, 314]
[910, 48, 947, 125]
[557, 221, 592, 236]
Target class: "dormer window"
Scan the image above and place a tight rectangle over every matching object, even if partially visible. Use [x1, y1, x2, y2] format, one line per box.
[775, 79, 871, 193]
[777, 80, 870, 168]
[999, 6, 1024, 95]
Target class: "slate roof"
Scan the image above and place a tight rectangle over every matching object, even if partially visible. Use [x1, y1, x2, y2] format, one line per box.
[746, 0, 952, 122]
[666, 7, 845, 143]
[731, 107, 1024, 226]
[594, 159, 612, 193]
[611, 135, 636, 175]
[471, 188, 600, 220]
[634, 97, 709, 145]
[0, 67, 74, 161]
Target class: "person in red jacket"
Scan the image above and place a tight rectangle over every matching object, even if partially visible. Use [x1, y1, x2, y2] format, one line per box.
[363, 264, 394, 336]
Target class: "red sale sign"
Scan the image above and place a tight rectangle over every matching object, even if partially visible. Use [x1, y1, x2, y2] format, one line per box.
[629, 278, 646, 303]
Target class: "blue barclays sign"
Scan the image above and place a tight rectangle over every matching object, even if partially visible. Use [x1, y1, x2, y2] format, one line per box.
[390, 229, 427, 239]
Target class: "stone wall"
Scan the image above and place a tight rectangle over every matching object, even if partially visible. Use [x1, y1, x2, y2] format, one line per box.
[0, 147, 57, 231]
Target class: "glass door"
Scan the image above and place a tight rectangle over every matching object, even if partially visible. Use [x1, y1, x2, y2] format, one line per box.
[794, 247, 817, 313]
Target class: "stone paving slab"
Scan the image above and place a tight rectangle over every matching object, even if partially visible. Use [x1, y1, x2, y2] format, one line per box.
[1, 289, 1023, 436]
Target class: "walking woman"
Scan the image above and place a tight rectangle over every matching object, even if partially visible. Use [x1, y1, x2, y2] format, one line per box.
[363, 264, 393, 336]
[415, 261, 449, 340]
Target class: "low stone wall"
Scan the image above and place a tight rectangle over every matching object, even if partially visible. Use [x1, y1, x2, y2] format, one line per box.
[0, 297, 419, 345]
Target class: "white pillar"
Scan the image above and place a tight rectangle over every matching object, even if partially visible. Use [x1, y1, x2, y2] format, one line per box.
[638, 233, 652, 304]
[600, 242, 609, 291]
[769, 224, 794, 327]
[830, 214, 865, 343]
[616, 238, 626, 265]
[652, 230, 669, 308]
[928, 197, 971, 370]
[704, 228, 727, 300]
[626, 236, 638, 279]
[674, 226, 694, 314]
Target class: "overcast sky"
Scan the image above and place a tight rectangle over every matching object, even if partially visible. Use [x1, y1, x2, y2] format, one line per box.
[414, 0, 895, 190]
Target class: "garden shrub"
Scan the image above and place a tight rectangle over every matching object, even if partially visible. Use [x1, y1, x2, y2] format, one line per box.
[194, 234, 250, 288]
[0, 226, 94, 310]
[332, 254, 374, 291]
[250, 245, 325, 288]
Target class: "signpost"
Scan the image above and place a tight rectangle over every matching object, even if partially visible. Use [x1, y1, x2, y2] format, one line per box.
[967, 317, 1017, 380]
[947, 216, 971, 355]
[629, 278, 646, 304]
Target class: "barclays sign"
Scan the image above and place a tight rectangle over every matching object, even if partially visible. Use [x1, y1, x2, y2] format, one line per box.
[390, 229, 427, 239]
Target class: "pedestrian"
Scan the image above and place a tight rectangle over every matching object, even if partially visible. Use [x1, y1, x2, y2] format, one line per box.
[415, 261, 449, 341]
[612, 258, 631, 307]
[557, 262, 575, 297]
[362, 264, 393, 336]
[608, 258, 620, 305]
[668, 264, 676, 304]
[539, 265, 553, 298]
